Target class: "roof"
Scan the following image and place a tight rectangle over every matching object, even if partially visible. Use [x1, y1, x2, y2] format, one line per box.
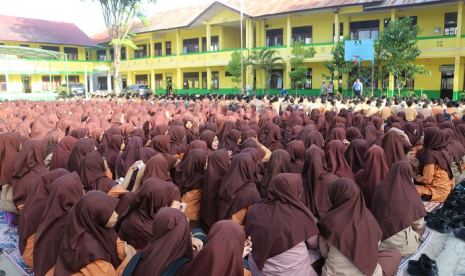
[0, 45, 67, 59]
[365, 0, 461, 10]
[0, 15, 98, 47]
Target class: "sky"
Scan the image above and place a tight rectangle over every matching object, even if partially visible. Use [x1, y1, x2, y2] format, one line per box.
[1, 0, 214, 36]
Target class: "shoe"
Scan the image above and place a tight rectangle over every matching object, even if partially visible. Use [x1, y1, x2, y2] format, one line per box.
[443, 200, 456, 209]
[454, 228, 465, 241]
[435, 208, 451, 217]
[0, 247, 3, 254]
[426, 217, 451, 234]
[452, 199, 465, 214]
[407, 257, 438, 276]
[0, 270, 5, 276]
[450, 217, 464, 229]
[408, 254, 438, 272]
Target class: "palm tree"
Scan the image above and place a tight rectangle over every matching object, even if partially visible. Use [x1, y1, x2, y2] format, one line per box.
[247, 49, 284, 95]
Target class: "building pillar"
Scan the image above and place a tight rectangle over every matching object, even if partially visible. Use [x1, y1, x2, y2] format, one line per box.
[176, 67, 182, 90]
[256, 21, 261, 48]
[453, 2, 463, 100]
[176, 29, 181, 56]
[250, 19, 254, 49]
[206, 23, 211, 52]
[334, 13, 340, 91]
[150, 35, 154, 58]
[245, 19, 250, 51]
[207, 66, 212, 90]
[107, 72, 111, 92]
[286, 14, 291, 47]
[162, 34, 166, 56]
[162, 72, 166, 89]
[89, 73, 93, 92]
[150, 69, 155, 91]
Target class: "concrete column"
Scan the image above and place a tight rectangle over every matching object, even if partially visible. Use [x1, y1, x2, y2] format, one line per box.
[256, 21, 261, 48]
[150, 69, 155, 91]
[245, 19, 250, 51]
[206, 24, 211, 52]
[107, 72, 111, 92]
[176, 29, 181, 56]
[286, 14, 291, 47]
[162, 72, 166, 89]
[453, 2, 463, 100]
[207, 66, 212, 90]
[127, 71, 132, 85]
[334, 13, 340, 91]
[388, 9, 397, 96]
[89, 74, 93, 92]
[176, 67, 182, 90]
[162, 34, 166, 56]
[150, 35, 154, 58]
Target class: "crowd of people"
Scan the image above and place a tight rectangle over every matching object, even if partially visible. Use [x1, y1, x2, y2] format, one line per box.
[0, 91, 464, 276]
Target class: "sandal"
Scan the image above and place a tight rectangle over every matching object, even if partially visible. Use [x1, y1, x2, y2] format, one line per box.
[453, 228, 465, 241]
[426, 217, 451, 234]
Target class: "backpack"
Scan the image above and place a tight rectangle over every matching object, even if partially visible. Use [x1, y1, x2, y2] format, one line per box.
[444, 109, 457, 122]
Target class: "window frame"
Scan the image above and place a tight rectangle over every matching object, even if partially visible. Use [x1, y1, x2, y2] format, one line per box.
[155, 74, 163, 89]
[183, 72, 199, 89]
[270, 69, 284, 89]
[134, 45, 147, 58]
[0, 75, 7, 91]
[201, 36, 219, 52]
[292, 26, 312, 45]
[444, 12, 458, 36]
[64, 47, 78, 60]
[97, 50, 107, 61]
[154, 43, 162, 56]
[166, 41, 172, 55]
[333, 23, 344, 42]
[183, 38, 199, 54]
[40, 45, 59, 52]
[266, 29, 284, 47]
[350, 20, 380, 40]
[384, 16, 418, 29]
[135, 74, 148, 85]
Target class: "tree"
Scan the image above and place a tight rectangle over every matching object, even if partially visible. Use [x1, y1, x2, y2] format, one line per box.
[247, 49, 284, 95]
[89, 0, 156, 94]
[288, 41, 316, 95]
[323, 35, 357, 94]
[226, 51, 243, 93]
[376, 16, 430, 95]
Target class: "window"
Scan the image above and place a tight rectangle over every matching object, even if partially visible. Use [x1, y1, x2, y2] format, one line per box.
[212, 71, 219, 89]
[135, 74, 148, 85]
[266, 29, 283, 47]
[350, 20, 379, 40]
[292, 26, 312, 44]
[64, 47, 78, 60]
[333, 23, 344, 42]
[154, 43, 162, 56]
[202, 72, 207, 89]
[183, 38, 199, 53]
[183, 72, 199, 89]
[290, 68, 312, 89]
[270, 69, 283, 89]
[86, 51, 89, 60]
[68, 75, 79, 83]
[135, 45, 147, 58]
[155, 74, 163, 89]
[166, 41, 171, 55]
[384, 16, 417, 29]
[110, 49, 115, 61]
[40, 45, 59, 51]
[445, 12, 458, 36]
[225, 71, 233, 77]
[20, 44, 29, 47]
[97, 50, 107, 61]
[42, 75, 61, 90]
[121, 47, 126, 60]
[0, 43, 4, 58]
[202, 36, 219, 52]
[0, 75, 6, 91]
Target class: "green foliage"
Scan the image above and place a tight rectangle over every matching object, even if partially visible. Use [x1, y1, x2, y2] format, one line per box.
[86, 0, 156, 93]
[289, 41, 316, 94]
[376, 16, 431, 95]
[226, 51, 243, 91]
[247, 49, 284, 95]
[323, 35, 357, 92]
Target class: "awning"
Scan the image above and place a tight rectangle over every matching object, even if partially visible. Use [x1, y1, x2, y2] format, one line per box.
[0, 45, 66, 59]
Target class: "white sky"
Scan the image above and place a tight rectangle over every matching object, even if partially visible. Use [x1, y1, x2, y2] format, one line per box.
[1, 0, 214, 36]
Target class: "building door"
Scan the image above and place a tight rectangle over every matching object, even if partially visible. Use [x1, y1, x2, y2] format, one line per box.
[22, 76, 31, 93]
[122, 78, 127, 89]
[441, 72, 454, 99]
[166, 76, 172, 95]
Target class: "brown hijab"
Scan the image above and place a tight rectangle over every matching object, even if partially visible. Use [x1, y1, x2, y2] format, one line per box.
[33, 172, 83, 276]
[304, 131, 324, 150]
[68, 127, 87, 140]
[354, 145, 389, 209]
[177, 148, 207, 195]
[185, 220, 245, 275]
[43, 130, 60, 155]
[343, 139, 368, 174]
[218, 153, 261, 220]
[318, 178, 382, 276]
[200, 149, 230, 232]
[325, 140, 355, 180]
[416, 127, 453, 179]
[167, 126, 187, 156]
[150, 135, 178, 169]
[244, 173, 319, 271]
[131, 208, 193, 275]
[346, 126, 362, 142]
[264, 125, 284, 152]
[116, 178, 181, 249]
[371, 161, 427, 240]
[285, 140, 305, 174]
[0, 132, 21, 185]
[30, 115, 56, 140]
[198, 130, 217, 154]
[49, 136, 78, 171]
[79, 151, 116, 193]
[143, 154, 172, 183]
[115, 136, 142, 177]
[260, 149, 291, 198]
[54, 191, 120, 275]
[106, 135, 125, 177]
[220, 129, 242, 152]
[381, 131, 408, 168]
[12, 140, 47, 207]
[301, 145, 337, 219]
[18, 168, 69, 253]
[136, 147, 157, 164]
[67, 138, 96, 173]
[99, 127, 123, 156]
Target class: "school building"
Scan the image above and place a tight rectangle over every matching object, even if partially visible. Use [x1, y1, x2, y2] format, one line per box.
[1, 0, 465, 100]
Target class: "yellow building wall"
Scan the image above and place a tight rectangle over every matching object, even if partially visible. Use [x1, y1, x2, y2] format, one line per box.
[222, 27, 241, 49]
[398, 6, 460, 38]
[291, 12, 336, 44]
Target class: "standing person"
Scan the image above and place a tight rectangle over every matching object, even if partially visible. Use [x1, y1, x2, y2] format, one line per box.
[352, 79, 363, 98]
[321, 80, 327, 96]
[327, 80, 334, 96]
